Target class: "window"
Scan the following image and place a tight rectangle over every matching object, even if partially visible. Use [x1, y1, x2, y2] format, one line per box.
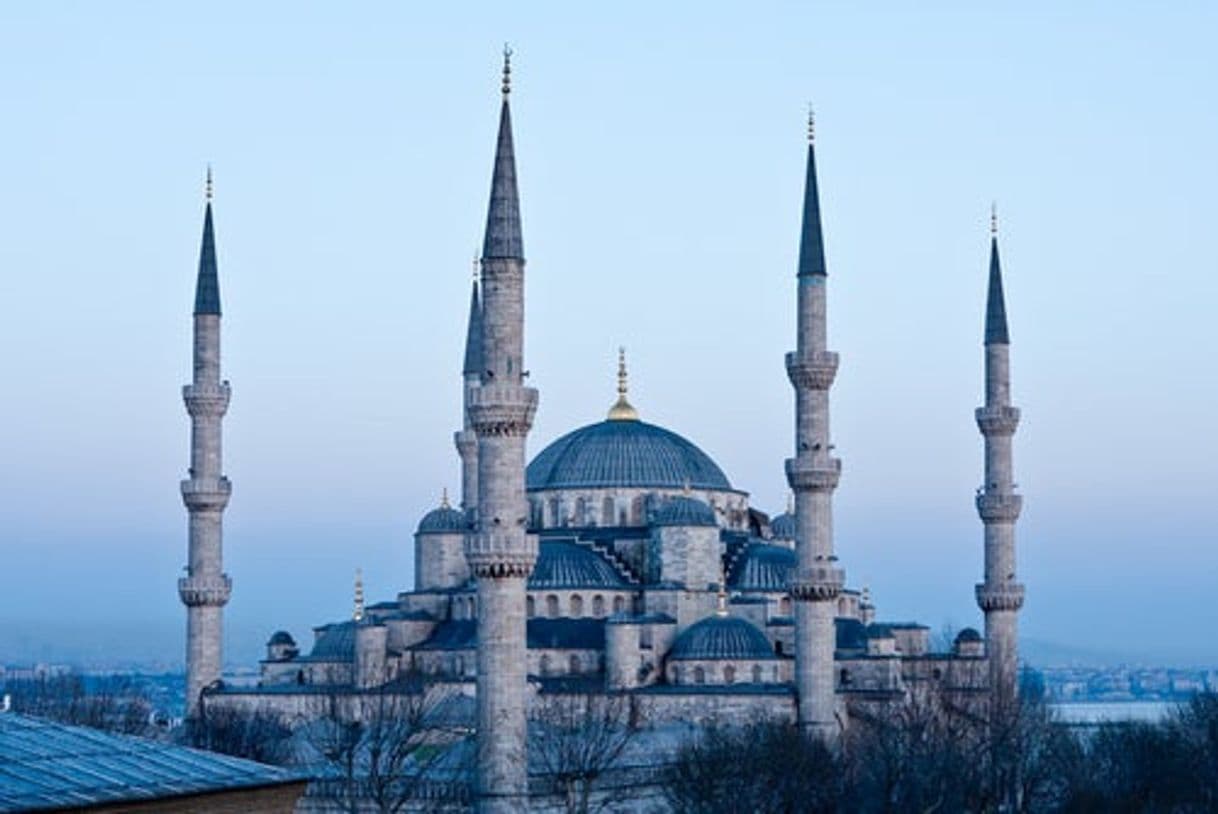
[570, 594, 584, 617]
[549, 498, 560, 527]
[546, 595, 559, 618]
[840, 668, 851, 687]
[603, 497, 615, 526]
[526, 596, 535, 618]
[592, 595, 605, 617]
[694, 666, 706, 685]
[724, 665, 736, 684]
[752, 665, 762, 683]
[569, 654, 581, 674]
[613, 596, 625, 614]
[779, 597, 791, 616]
[575, 497, 587, 525]
[540, 655, 551, 676]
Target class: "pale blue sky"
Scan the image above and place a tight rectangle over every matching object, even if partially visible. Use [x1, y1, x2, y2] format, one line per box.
[1, 3, 1215, 667]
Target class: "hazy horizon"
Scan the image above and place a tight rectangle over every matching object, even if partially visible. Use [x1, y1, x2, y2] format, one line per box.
[1, 3, 1215, 668]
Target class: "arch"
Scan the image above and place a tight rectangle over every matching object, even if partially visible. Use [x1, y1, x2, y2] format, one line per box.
[546, 594, 559, 618]
[575, 497, 587, 526]
[568, 654, 581, 674]
[693, 666, 706, 685]
[724, 665, 736, 684]
[539, 654, 551, 676]
[839, 668, 851, 687]
[837, 597, 849, 615]
[631, 495, 645, 524]
[603, 497, 616, 527]
[526, 596, 535, 618]
[549, 498, 560, 528]
[779, 597, 792, 616]
[612, 596, 625, 614]
[592, 595, 605, 617]
[752, 664, 762, 683]
[570, 594, 584, 617]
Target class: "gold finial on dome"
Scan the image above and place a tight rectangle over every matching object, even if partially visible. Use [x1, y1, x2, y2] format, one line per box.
[607, 346, 639, 421]
[353, 568, 365, 622]
[501, 44, 512, 97]
[716, 561, 729, 617]
[440, 488, 450, 509]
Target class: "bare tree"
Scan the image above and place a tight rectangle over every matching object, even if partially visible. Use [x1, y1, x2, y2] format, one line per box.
[183, 701, 295, 765]
[3, 672, 153, 735]
[529, 692, 640, 814]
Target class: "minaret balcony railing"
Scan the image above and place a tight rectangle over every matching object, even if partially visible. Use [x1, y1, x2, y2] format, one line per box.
[465, 530, 538, 579]
[975, 492, 1022, 522]
[180, 477, 233, 511]
[468, 384, 538, 437]
[785, 351, 839, 390]
[975, 406, 1020, 436]
[791, 564, 845, 601]
[975, 582, 1025, 612]
[178, 574, 232, 607]
[785, 457, 842, 491]
[183, 383, 231, 416]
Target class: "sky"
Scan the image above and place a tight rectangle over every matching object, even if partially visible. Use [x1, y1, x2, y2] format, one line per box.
[0, 2, 1215, 669]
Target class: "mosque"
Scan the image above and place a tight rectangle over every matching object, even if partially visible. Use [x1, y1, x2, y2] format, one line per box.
[180, 53, 1025, 809]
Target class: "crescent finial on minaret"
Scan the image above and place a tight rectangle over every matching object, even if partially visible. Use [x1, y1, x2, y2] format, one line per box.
[807, 104, 815, 144]
[205, 165, 213, 202]
[991, 201, 998, 236]
[353, 568, 365, 622]
[501, 44, 512, 97]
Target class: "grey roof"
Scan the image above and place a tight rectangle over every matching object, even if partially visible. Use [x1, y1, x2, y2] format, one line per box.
[769, 511, 796, 540]
[836, 618, 868, 650]
[652, 496, 717, 528]
[462, 280, 482, 375]
[193, 202, 221, 315]
[866, 624, 895, 640]
[527, 420, 732, 492]
[0, 713, 302, 812]
[797, 142, 827, 278]
[417, 505, 467, 534]
[956, 627, 983, 643]
[728, 543, 795, 592]
[529, 541, 629, 589]
[415, 618, 605, 651]
[482, 99, 524, 260]
[668, 616, 776, 661]
[985, 237, 1010, 345]
[302, 621, 356, 662]
[267, 630, 295, 646]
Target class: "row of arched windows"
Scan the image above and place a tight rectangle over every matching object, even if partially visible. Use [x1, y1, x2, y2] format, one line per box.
[455, 592, 629, 620]
[670, 663, 779, 685]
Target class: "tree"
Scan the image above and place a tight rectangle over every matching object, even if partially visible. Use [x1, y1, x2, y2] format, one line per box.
[2, 672, 153, 736]
[183, 701, 295, 765]
[529, 692, 640, 814]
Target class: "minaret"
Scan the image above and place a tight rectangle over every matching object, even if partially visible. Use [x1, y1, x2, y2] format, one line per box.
[784, 110, 845, 737]
[455, 260, 482, 513]
[974, 207, 1025, 700]
[464, 48, 539, 812]
[178, 168, 233, 718]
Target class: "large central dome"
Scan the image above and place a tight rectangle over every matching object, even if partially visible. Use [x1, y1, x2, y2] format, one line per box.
[527, 419, 732, 491]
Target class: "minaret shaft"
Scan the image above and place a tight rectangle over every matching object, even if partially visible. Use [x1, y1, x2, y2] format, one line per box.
[179, 200, 231, 718]
[785, 134, 843, 738]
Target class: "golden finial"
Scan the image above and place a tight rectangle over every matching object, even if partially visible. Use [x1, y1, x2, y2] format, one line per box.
[990, 201, 998, 236]
[807, 104, 815, 144]
[205, 165, 213, 202]
[607, 346, 639, 421]
[501, 44, 512, 96]
[353, 568, 365, 622]
[440, 488, 450, 509]
[716, 561, 729, 617]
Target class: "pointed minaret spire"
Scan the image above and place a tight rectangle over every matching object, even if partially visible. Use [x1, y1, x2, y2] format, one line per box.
[483, 48, 524, 261]
[194, 168, 221, 315]
[985, 204, 1010, 345]
[462, 270, 484, 375]
[798, 106, 827, 278]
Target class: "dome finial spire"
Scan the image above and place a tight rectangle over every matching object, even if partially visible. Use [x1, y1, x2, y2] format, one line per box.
[607, 346, 639, 421]
[716, 561, 729, 617]
[205, 164, 213, 202]
[353, 568, 365, 622]
[441, 487, 450, 509]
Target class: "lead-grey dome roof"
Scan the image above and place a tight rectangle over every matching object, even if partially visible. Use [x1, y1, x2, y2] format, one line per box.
[529, 541, 630, 589]
[417, 505, 466, 534]
[770, 512, 796, 541]
[527, 419, 731, 492]
[729, 543, 795, 592]
[668, 616, 776, 661]
[653, 496, 717, 527]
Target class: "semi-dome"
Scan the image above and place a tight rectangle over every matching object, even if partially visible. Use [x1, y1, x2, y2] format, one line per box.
[417, 503, 466, 534]
[729, 543, 795, 592]
[668, 616, 776, 661]
[653, 496, 717, 527]
[267, 630, 295, 646]
[955, 627, 983, 643]
[529, 541, 630, 589]
[527, 420, 732, 491]
[770, 512, 796, 541]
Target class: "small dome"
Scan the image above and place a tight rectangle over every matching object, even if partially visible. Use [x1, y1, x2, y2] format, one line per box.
[307, 621, 356, 661]
[653, 496, 717, 528]
[669, 616, 776, 661]
[770, 512, 796, 541]
[529, 541, 629, 589]
[417, 505, 466, 534]
[267, 630, 295, 646]
[955, 627, 983, 643]
[729, 543, 795, 592]
[527, 420, 731, 492]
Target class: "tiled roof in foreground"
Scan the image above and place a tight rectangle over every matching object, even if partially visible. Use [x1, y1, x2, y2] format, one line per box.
[0, 713, 304, 812]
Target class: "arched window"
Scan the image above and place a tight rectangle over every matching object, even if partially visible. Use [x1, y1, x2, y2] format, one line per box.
[603, 497, 616, 526]
[526, 596, 535, 618]
[612, 596, 625, 614]
[779, 597, 791, 616]
[570, 594, 584, 617]
[539, 655, 551, 676]
[671, 665, 681, 684]
[839, 668, 851, 687]
[568, 654, 581, 674]
[546, 595, 559, 618]
[575, 497, 587, 526]
[631, 496, 645, 524]
[592, 595, 605, 617]
[775, 641, 784, 656]
[724, 665, 736, 684]
[837, 597, 848, 615]
[694, 666, 706, 685]
[549, 498, 560, 527]
[752, 664, 762, 683]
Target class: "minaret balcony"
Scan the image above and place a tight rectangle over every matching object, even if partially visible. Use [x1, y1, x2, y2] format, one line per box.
[975, 582, 1025, 612]
[178, 574, 232, 607]
[975, 492, 1022, 522]
[180, 477, 232, 511]
[975, 406, 1020, 436]
[791, 565, 845, 600]
[465, 530, 538, 579]
[785, 351, 839, 390]
[785, 457, 842, 491]
[183, 383, 231, 416]
[468, 385, 539, 437]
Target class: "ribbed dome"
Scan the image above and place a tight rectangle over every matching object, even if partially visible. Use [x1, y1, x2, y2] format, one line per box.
[770, 512, 796, 541]
[668, 616, 776, 661]
[417, 505, 466, 534]
[653, 496, 717, 527]
[267, 630, 295, 646]
[305, 621, 356, 661]
[729, 543, 795, 592]
[529, 541, 628, 589]
[527, 420, 731, 491]
[955, 627, 983, 643]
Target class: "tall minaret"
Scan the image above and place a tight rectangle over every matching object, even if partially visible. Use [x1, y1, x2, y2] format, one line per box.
[974, 207, 1025, 700]
[455, 262, 482, 513]
[784, 111, 845, 737]
[178, 168, 233, 718]
[465, 49, 538, 813]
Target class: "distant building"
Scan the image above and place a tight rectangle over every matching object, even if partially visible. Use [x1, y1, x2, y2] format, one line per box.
[0, 712, 306, 812]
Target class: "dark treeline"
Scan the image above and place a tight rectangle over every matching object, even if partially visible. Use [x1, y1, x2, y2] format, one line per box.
[664, 690, 1218, 813]
[2, 672, 155, 735]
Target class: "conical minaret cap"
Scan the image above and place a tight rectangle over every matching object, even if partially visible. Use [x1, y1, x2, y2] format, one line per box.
[985, 210, 1010, 345]
[462, 276, 483, 374]
[194, 168, 221, 315]
[797, 110, 827, 278]
[481, 49, 524, 261]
